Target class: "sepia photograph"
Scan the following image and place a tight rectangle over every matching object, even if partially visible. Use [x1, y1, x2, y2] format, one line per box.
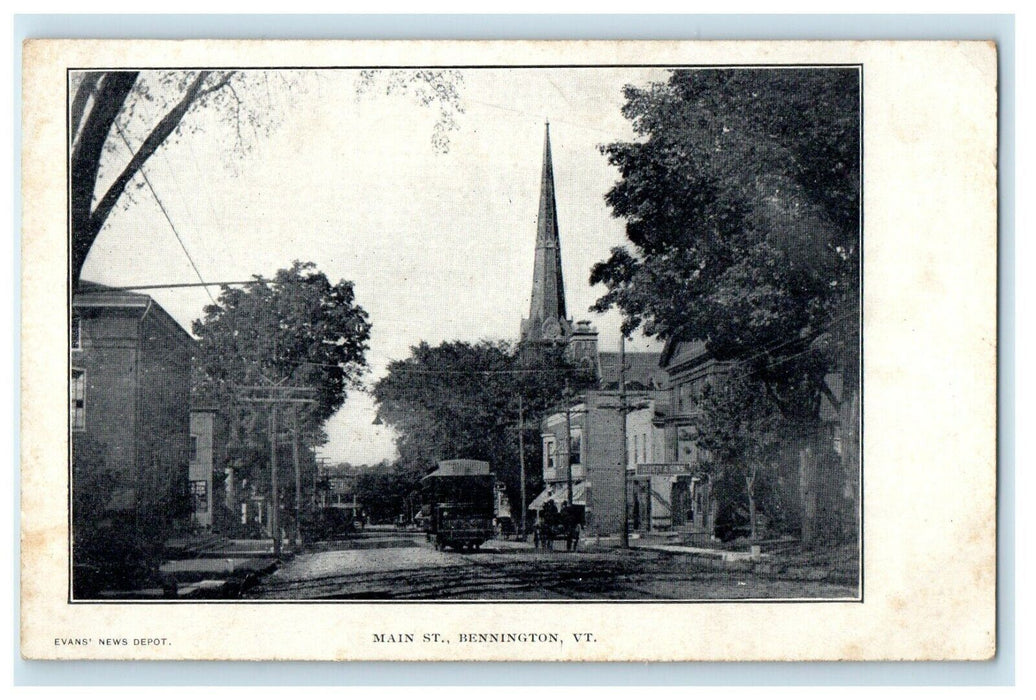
[21, 39, 996, 661]
[66, 64, 861, 602]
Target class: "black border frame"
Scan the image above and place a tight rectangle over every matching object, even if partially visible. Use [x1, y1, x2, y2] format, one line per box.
[66, 62, 865, 606]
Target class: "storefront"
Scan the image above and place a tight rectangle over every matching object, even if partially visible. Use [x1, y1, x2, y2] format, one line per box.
[628, 463, 697, 532]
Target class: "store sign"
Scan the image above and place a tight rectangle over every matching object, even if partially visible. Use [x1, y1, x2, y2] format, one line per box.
[635, 463, 693, 476]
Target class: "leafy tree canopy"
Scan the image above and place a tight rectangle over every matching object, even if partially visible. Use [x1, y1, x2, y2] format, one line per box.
[591, 69, 860, 417]
[192, 261, 372, 427]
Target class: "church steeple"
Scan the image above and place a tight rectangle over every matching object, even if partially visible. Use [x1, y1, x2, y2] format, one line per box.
[521, 122, 571, 345]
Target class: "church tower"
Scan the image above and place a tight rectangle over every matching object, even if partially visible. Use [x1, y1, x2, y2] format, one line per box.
[520, 122, 573, 346]
[519, 123, 600, 372]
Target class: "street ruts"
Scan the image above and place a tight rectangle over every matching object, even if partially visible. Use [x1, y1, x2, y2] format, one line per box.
[246, 529, 857, 600]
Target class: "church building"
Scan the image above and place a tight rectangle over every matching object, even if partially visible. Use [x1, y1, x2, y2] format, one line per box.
[520, 123, 666, 534]
[519, 122, 666, 387]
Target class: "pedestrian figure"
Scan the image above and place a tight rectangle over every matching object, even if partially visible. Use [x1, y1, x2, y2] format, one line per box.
[540, 499, 558, 551]
[560, 500, 581, 552]
[541, 498, 558, 526]
[560, 500, 573, 551]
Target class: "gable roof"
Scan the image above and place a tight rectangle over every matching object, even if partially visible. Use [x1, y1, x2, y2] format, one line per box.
[659, 337, 709, 371]
[598, 351, 668, 391]
[74, 280, 195, 345]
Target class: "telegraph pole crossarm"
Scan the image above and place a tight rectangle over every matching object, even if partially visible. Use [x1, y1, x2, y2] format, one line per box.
[231, 383, 317, 559]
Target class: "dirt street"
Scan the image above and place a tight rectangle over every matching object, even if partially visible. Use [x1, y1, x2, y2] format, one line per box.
[247, 529, 857, 600]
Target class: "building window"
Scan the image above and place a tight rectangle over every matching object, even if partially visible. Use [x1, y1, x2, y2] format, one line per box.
[189, 435, 199, 462]
[569, 432, 581, 465]
[641, 433, 649, 463]
[70, 370, 85, 431]
[543, 437, 557, 470]
[191, 480, 209, 512]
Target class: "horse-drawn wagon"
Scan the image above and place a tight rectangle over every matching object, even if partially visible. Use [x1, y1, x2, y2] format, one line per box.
[532, 502, 584, 551]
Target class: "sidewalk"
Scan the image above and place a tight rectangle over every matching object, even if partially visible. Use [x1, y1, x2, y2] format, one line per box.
[625, 535, 859, 586]
[630, 540, 761, 562]
[198, 538, 298, 557]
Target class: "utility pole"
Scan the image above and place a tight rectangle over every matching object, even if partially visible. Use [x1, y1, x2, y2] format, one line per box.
[619, 334, 630, 549]
[517, 394, 527, 538]
[291, 406, 302, 548]
[235, 384, 316, 560]
[269, 404, 280, 558]
[564, 379, 574, 506]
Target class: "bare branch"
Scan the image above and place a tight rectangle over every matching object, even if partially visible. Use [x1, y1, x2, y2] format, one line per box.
[198, 70, 237, 98]
[226, 80, 244, 148]
[90, 71, 214, 231]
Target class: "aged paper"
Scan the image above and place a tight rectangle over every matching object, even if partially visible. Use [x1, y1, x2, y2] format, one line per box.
[21, 40, 996, 660]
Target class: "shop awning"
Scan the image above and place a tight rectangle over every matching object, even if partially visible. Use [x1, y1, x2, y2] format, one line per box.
[528, 482, 586, 510]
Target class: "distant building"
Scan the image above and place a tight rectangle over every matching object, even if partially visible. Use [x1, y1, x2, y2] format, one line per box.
[625, 397, 687, 533]
[71, 281, 194, 540]
[317, 463, 361, 507]
[536, 389, 664, 535]
[188, 408, 227, 530]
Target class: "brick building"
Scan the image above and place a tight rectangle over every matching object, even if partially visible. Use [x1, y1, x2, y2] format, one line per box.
[651, 339, 735, 533]
[656, 337, 851, 541]
[71, 282, 194, 545]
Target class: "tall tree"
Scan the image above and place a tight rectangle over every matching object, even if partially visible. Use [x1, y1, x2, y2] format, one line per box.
[69, 69, 465, 289]
[192, 262, 372, 496]
[591, 68, 860, 543]
[694, 375, 785, 541]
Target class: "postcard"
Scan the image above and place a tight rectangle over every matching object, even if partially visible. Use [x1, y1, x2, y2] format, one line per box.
[20, 39, 996, 660]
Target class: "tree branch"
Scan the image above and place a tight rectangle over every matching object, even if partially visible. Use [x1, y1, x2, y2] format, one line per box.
[70, 71, 139, 287]
[90, 71, 216, 232]
[198, 70, 236, 98]
[69, 72, 102, 150]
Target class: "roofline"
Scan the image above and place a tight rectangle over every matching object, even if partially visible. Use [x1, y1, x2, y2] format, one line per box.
[75, 282, 195, 345]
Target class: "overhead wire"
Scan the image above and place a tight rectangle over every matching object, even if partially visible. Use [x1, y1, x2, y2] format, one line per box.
[113, 121, 216, 306]
[111, 119, 281, 390]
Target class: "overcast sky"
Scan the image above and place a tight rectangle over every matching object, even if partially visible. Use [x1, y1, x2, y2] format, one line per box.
[81, 67, 669, 465]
